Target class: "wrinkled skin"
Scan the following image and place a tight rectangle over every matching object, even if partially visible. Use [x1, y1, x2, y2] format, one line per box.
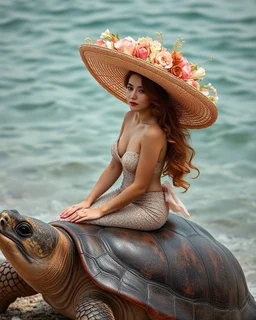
[0, 210, 152, 320]
[1, 209, 256, 320]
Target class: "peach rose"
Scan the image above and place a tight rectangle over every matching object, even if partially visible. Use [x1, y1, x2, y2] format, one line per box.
[170, 65, 183, 78]
[114, 37, 136, 55]
[135, 44, 150, 59]
[148, 41, 162, 62]
[172, 51, 183, 66]
[172, 56, 193, 80]
[151, 40, 162, 51]
[155, 51, 173, 68]
[95, 39, 107, 47]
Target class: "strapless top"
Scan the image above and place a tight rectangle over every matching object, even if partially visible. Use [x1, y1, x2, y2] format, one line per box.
[111, 140, 191, 218]
[111, 140, 162, 174]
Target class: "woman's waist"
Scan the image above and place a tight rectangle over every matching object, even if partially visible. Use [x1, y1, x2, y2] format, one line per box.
[117, 179, 167, 210]
[120, 179, 164, 194]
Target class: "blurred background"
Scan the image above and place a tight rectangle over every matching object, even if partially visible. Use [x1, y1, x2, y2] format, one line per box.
[0, 0, 255, 295]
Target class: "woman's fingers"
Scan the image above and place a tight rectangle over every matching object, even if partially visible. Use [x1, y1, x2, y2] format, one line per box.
[69, 215, 81, 223]
[61, 201, 91, 218]
[74, 216, 87, 223]
[61, 205, 80, 217]
[60, 208, 68, 216]
[61, 208, 71, 217]
[67, 209, 87, 223]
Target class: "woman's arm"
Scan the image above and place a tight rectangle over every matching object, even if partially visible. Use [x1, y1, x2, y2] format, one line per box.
[63, 125, 165, 222]
[84, 158, 122, 205]
[85, 112, 132, 204]
[60, 157, 122, 217]
[60, 112, 129, 217]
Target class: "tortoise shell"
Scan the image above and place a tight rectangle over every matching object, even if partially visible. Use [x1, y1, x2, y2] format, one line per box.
[52, 214, 256, 319]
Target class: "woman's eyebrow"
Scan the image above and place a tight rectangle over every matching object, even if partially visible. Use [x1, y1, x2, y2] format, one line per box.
[127, 82, 143, 88]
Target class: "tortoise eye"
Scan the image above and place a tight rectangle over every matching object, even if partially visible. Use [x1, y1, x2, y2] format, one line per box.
[15, 222, 33, 238]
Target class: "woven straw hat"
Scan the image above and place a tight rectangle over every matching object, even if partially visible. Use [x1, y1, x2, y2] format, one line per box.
[79, 43, 218, 129]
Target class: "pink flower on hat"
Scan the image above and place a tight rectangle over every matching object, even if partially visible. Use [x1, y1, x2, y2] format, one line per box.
[92, 30, 219, 104]
[95, 39, 107, 47]
[186, 79, 200, 89]
[135, 44, 150, 59]
[95, 39, 115, 49]
[171, 54, 193, 80]
[181, 62, 193, 80]
[114, 37, 136, 55]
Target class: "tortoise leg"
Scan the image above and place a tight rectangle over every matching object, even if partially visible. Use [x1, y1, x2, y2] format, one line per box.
[0, 260, 37, 312]
[75, 296, 115, 320]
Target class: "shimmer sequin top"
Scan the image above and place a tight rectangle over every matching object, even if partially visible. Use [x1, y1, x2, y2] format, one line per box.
[84, 140, 169, 231]
[111, 140, 162, 190]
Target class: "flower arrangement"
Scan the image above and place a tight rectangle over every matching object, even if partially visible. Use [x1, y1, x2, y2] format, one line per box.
[86, 30, 218, 104]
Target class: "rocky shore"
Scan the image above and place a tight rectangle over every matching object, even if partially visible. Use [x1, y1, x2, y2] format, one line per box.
[0, 294, 65, 320]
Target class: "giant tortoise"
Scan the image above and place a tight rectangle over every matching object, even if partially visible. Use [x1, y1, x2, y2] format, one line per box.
[0, 209, 255, 319]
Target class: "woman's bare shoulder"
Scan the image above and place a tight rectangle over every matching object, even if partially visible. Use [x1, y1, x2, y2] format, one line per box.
[124, 110, 134, 120]
[143, 123, 166, 141]
[140, 124, 166, 153]
[121, 111, 134, 126]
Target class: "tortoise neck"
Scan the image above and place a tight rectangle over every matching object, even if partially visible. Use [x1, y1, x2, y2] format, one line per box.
[30, 229, 75, 293]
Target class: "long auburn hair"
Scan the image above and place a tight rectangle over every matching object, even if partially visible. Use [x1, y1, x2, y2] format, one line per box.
[124, 71, 199, 192]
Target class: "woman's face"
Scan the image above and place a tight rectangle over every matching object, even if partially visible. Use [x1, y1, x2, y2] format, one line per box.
[126, 74, 151, 111]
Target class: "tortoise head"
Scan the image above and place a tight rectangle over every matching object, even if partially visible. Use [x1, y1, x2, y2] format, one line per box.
[0, 209, 59, 268]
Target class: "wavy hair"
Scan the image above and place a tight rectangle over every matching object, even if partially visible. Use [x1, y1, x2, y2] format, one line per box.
[124, 71, 200, 192]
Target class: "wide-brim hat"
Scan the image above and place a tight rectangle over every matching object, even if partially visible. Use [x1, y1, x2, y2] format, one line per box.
[78, 44, 218, 129]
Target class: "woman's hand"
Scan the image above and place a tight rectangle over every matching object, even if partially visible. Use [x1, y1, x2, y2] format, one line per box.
[65, 207, 104, 223]
[60, 200, 91, 219]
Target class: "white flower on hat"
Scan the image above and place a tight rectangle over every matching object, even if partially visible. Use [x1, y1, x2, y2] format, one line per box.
[92, 29, 219, 107]
[191, 67, 206, 81]
[200, 84, 218, 103]
[100, 29, 112, 40]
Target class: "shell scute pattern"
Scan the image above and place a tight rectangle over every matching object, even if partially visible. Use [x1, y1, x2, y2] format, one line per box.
[51, 213, 255, 318]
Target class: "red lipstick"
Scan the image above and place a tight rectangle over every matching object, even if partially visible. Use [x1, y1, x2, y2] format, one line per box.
[129, 102, 138, 106]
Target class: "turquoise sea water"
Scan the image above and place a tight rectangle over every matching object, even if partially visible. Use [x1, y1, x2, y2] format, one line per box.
[0, 0, 256, 295]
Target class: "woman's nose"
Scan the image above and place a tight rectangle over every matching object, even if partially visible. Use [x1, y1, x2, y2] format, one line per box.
[130, 90, 137, 99]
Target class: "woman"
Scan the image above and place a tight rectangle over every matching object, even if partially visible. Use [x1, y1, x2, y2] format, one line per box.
[59, 30, 218, 230]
